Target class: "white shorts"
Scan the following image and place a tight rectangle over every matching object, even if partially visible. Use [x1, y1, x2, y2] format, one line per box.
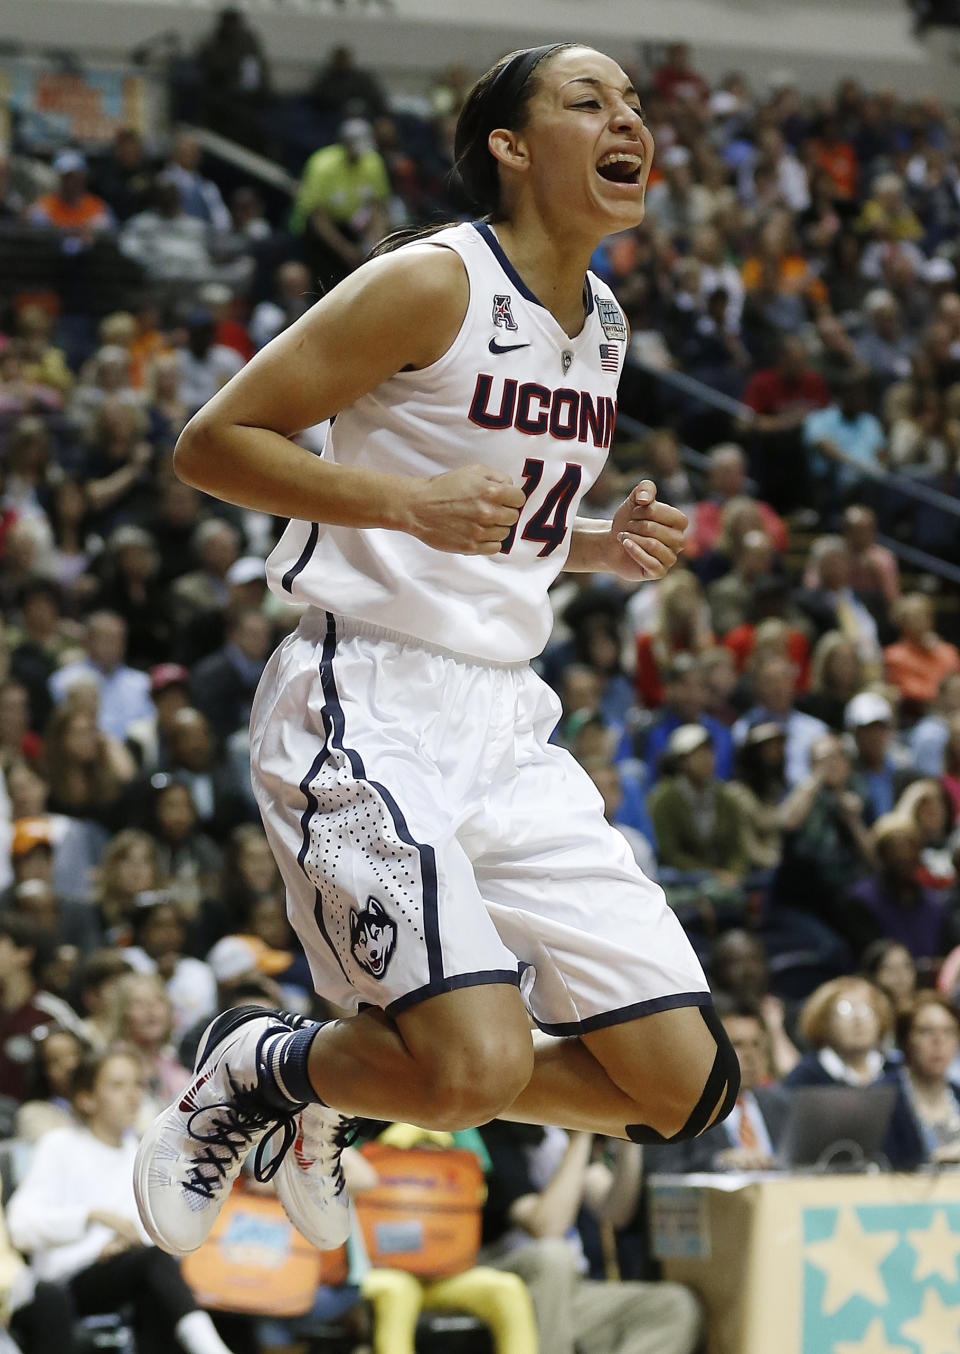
[249, 610, 709, 1034]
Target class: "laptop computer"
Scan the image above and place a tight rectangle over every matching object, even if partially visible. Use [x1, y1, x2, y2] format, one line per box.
[777, 1084, 899, 1171]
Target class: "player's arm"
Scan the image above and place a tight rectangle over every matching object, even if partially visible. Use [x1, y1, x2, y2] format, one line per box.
[173, 247, 525, 556]
[565, 480, 687, 580]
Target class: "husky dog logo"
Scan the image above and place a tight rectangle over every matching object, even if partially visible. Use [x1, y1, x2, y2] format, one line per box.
[492, 294, 518, 331]
[349, 896, 397, 979]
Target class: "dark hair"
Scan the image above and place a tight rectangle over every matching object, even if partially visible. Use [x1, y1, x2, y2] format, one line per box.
[70, 1044, 139, 1106]
[861, 937, 915, 982]
[26, 1024, 88, 1101]
[0, 915, 54, 985]
[895, 991, 960, 1053]
[372, 43, 576, 258]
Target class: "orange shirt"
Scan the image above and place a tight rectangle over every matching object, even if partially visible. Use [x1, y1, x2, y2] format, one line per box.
[884, 638, 960, 704]
[30, 192, 112, 231]
[741, 254, 828, 307]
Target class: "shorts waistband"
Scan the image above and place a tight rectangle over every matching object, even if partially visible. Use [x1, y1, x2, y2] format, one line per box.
[299, 609, 531, 671]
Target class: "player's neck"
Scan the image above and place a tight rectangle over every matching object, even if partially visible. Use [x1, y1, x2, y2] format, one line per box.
[491, 215, 596, 339]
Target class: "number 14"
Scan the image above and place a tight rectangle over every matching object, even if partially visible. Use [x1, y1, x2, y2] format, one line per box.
[500, 457, 583, 557]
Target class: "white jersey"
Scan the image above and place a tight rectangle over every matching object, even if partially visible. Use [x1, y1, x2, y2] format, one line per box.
[266, 221, 628, 664]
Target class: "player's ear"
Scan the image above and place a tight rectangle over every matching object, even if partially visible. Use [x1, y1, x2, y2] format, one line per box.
[488, 127, 529, 174]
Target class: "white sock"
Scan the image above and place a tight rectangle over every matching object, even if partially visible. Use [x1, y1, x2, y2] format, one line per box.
[174, 1310, 234, 1354]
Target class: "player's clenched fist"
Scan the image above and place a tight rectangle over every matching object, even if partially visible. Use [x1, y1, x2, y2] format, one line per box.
[403, 463, 526, 554]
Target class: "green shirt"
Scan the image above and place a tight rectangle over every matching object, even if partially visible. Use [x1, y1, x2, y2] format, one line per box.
[290, 144, 390, 233]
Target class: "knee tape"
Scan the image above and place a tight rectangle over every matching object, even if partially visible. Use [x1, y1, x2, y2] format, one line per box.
[625, 1004, 740, 1145]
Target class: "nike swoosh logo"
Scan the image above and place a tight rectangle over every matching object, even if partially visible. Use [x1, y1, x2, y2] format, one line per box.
[488, 338, 531, 354]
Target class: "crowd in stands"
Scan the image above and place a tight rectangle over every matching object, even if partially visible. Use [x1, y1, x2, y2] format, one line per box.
[1, 11, 960, 1353]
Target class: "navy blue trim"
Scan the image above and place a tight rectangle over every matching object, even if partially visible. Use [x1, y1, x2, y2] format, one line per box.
[297, 746, 351, 982]
[535, 991, 713, 1038]
[386, 969, 521, 1017]
[473, 221, 593, 317]
[319, 612, 444, 986]
[281, 522, 319, 594]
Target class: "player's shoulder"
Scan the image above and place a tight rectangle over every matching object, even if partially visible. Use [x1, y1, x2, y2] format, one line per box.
[348, 230, 471, 322]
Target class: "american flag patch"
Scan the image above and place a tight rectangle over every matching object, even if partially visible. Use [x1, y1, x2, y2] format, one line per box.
[599, 343, 620, 372]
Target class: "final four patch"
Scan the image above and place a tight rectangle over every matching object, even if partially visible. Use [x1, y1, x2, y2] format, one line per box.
[597, 297, 627, 341]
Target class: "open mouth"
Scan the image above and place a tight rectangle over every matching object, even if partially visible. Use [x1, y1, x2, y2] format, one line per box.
[596, 152, 643, 186]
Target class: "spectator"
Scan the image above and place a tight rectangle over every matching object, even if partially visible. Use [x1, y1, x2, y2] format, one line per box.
[40, 704, 137, 830]
[123, 892, 217, 1042]
[291, 118, 392, 288]
[646, 1004, 791, 1172]
[644, 147, 712, 240]
[75, 949, 134, 1050]
[190, 606, 272, 739]
[884, 593, 960, 708]
[707, 529, 776, 638]
[155, 706, 251, 841]
[89, 126, 157, 222]
[195, 5, 271, 146]
[126, 662, 192, 773]
[93, 829, 163, 946]
[687, 443, 788, 559]
[249, 260, 313, 349]
[726, 721, 789, 873]
[861, 938, 918, 1018]
[733, 653, 828, 786]
[647, 723, 747, 893]
[794, 534, 882, 662]
[173, 309, 245, 417]
[841, 504, 900, 604]
[119, 175, 225, 295]
[634, 570, 713, 708]
[894, 777, 956, 889]
[773, 733, 875, 957]
[5, 767, 106, 906]
[14, 305, 74, 398]
[641, 654, 735, 781]
[147, 779, 223, 915]
[802, 372, 886, 503]
[479, 1120, 702, 1354]
[798, 631, 866, 731]
[653, 41, 709, 105]
[845, 690, 914, 820]
[7, 1045, 239, 1354]
[49, 611, 153, 742]
[893, 992, 960, 1165]
[16, 1023, 87, 1142]
[28, 150, 114, 246]
[845, 815, 953, 960]
[0, 915, 79, 1103]
[94, 527, 172, 668]
[310, 44, 388, 121]
[854, 289, 915, 391]
[708, 929, 800, 1076]
[908, 671, 960, 774]
[169, 519, 241, 637]
[784, 976, 892, 1087]
[856, 172, 924, 243]
[741, 336, 830, 505]
[105, 971, 189, 1123]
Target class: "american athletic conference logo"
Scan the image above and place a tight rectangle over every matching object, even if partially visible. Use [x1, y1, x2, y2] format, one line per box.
[492, 294, 518, 330]
[349, 896, 397, 979]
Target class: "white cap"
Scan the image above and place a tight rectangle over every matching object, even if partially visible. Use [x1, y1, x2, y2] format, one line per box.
[709, 91, 741, 119]
[922, 257, 956, 284]
[53, 149, 86, 175]
[340, 118, 375, 153]
[666, 723, 712, 757]
[663, 145, 691, 169]
[207, 934, 291, 983]
[226, 556, 266, 587]
[845, 691, 893, 730]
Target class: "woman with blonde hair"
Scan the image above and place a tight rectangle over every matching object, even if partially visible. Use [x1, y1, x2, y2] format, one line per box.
[799, 630, 865, 731]
[634, 568, 713, 707]
[785, 976, 893, 1088]
[106, 972, 189, 1125]
[42, 704, 136, 830]
[894, 778, 956, 890]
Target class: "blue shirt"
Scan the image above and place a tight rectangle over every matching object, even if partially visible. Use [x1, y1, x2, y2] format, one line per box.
[803, 405, 885, 487]
[49, 660, 152, 742]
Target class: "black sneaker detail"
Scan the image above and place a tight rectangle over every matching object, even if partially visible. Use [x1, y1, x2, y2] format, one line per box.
[182, 1070, 303, 1201]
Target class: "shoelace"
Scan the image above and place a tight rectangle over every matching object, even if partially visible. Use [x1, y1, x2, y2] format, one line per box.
[183, 1076, 301, 1201]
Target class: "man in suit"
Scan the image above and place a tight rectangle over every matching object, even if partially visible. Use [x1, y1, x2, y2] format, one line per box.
[648, 1003, 791, 1172]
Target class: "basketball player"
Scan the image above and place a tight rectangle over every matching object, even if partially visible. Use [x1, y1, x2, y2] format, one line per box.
[135, 43, 739, 1258]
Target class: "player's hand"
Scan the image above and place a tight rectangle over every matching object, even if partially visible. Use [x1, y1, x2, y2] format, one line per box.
[607, 480, 687, 581]
[404, 463, 526, 555]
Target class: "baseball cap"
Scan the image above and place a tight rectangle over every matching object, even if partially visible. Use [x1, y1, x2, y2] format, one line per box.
[663, 145, 691, 169]
[226, 556, 266, 587]
[844, 691, 893, 730]
[340, 118, 375, 153]
[53, 149, 86, 175]
[207, 934, 292, 984]
[744, 720, 785, 747]
[666, 723, 712, 758]
[150, 663, 190, 695]
[12, 818, 55, 858]
[921, 257, 956, 285]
